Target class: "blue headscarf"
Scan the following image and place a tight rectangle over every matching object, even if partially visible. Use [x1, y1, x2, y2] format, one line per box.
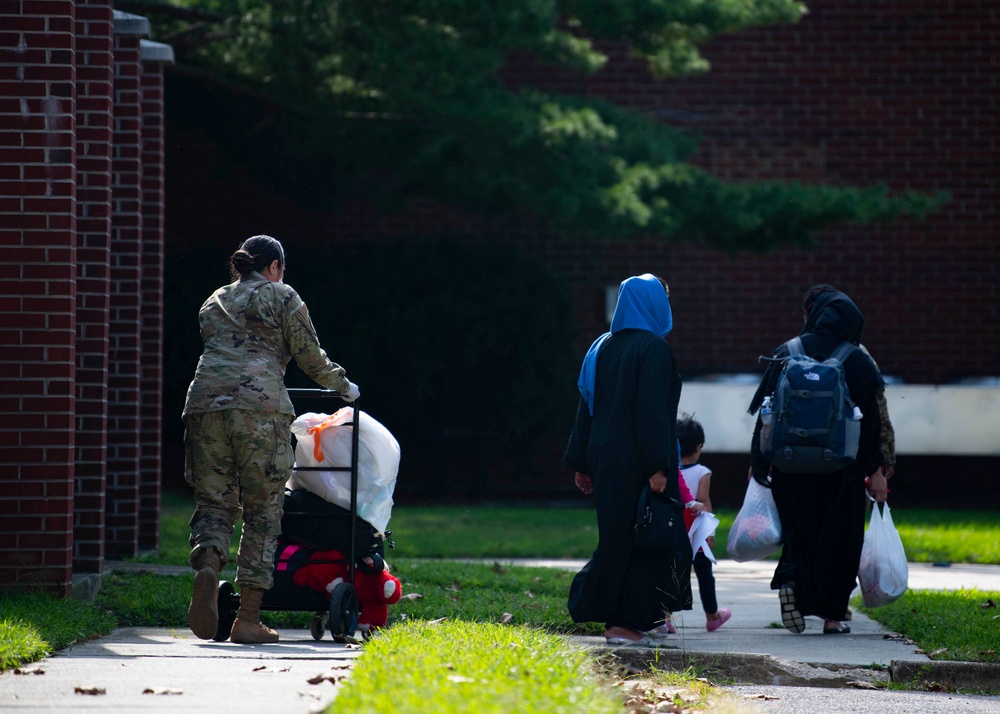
[577, 274, 673, 415]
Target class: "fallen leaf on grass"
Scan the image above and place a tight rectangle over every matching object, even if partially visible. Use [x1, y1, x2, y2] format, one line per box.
[847, 681, 879, 689]
[979, 649, 996, 657]
[980, 599, 996, 609]
[399, 593, 423, 601]
[428, 617, 448, 625]
[446, 581, 461, 592]
[928, 647, 949, 659]
[74, 686, 106, 696]
[446, 675, 476, 684]
[524, 590, 534, 598]
[492, 562, 507, 574]
[500, 612, 514, 624]
[143, 687, 183, 695]
[13, 667, 44, 675]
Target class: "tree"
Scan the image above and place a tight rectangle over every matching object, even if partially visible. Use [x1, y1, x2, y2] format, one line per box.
[134, 0, 940, 249]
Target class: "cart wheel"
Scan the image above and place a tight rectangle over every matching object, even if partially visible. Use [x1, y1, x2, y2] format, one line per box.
[310, 613, 328, 641]
[327, 582, 359, 638]
[214, 581, 239, 642]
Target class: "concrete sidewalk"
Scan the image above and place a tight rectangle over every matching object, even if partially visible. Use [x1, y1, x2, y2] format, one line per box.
[1, 560, 998, 713]
[563, 560, 1000, 691]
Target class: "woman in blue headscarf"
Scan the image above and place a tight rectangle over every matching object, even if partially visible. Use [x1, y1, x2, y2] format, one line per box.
[563, 274, 692, 646]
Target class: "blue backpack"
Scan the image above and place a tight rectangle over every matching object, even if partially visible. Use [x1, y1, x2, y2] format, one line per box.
[764, 337, 861, 473]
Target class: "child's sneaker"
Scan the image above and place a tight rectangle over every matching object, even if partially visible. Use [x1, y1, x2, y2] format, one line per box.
[705, 607, 731, 632]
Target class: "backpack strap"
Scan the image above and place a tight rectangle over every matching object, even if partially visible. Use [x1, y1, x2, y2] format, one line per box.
[829, 341, 857, 363]
[785, 337, 805, 356]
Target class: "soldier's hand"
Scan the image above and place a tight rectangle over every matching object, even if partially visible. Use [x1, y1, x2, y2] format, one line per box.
[343, 382, 360, 402]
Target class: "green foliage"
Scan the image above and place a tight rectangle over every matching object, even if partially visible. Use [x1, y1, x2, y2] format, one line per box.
[857, 589, 1000, 664]
[334, 619, 621, 714]
[163, 239, 577, 484]
[144, 0, 942, 249]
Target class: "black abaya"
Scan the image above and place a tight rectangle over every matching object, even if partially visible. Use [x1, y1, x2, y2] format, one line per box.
[563, 329, 692, 632]
[748, 291, 885, 622]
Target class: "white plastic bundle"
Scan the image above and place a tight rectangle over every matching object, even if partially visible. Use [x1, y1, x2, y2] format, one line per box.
[726, 478, 783, 562]
[288, 409, 400, 532]
[858, 501, 909, 607]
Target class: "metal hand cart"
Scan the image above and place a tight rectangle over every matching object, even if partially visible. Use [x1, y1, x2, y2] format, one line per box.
[214, 389, 373, 642]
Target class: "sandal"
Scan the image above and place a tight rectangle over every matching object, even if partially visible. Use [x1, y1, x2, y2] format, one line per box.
[823, 621, 851, 635]
[606, 634, 659, 647]
[779, 584, 805, 633]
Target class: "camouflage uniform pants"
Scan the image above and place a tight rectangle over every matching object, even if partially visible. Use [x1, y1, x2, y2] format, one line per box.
[184, 409, 294, 590]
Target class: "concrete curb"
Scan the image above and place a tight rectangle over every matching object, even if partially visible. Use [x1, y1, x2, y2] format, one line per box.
[890, 659, 1000, 693]
[580, 643, 1000, 693]
[584, 644, 889, 688]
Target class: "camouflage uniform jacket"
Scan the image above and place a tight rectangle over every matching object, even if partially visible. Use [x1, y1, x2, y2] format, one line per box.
[183, 272, 351, 419]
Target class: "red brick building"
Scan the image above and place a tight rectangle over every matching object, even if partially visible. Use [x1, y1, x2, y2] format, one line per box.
[0, 3, 172, 595]
[2, 1, 997, 595]
[164, 1, 998, 505]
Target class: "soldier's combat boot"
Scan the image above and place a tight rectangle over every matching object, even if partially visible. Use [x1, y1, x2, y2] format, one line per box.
[187, 548, 222, 640]
[230, 587, 279, 644]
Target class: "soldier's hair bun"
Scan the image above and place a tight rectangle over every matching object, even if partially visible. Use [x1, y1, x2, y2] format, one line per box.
[229, 235, 284, 280]
[231, 250, 255, 273]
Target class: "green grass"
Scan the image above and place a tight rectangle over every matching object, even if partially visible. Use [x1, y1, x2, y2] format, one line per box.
[332, 619, 622, 714]
[890, 509, 1000, 565]
[857, 589, 1000, 663]
[142, 495, 1000, 565]
[0, 590, 117, 670]
[389, 559, 592, 633]
[3, 493, 999, 677]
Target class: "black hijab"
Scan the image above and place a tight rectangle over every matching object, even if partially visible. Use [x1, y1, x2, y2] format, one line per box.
[748, 290, 882, 414]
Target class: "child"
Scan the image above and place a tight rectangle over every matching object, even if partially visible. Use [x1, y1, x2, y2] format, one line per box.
[677, 414, 731, 632]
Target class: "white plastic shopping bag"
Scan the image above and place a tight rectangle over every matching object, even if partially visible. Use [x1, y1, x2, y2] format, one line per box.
[858, 500, 908, 607]
[287, 409, 400, 532]
[726, 477, 782, 562]
[689, 511, 720, 563]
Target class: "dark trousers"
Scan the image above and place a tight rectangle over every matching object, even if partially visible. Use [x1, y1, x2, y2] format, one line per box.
[693, 551, 718, 614]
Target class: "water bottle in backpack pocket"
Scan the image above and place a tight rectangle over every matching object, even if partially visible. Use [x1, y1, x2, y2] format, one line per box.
[760, 337, 861, 473]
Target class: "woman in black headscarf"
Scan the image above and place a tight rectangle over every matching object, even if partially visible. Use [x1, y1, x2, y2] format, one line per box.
[748, 289, 888, 635]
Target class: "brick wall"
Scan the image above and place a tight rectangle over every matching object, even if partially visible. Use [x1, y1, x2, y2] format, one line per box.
[498, 1, 999, 386]
[1, 4, 169, 593]
[104, 18, 145, 558]
[0, 0, 78, 594]
[164, 2, 998, 389]
[73, 0, 114, 575]
[138, 42, 171, 552]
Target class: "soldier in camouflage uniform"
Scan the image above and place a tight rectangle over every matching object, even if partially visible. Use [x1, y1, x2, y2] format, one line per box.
[183, 235, 359, 644]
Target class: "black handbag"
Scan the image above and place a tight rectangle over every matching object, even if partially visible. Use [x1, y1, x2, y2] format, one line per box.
[633, 484, 688, 555]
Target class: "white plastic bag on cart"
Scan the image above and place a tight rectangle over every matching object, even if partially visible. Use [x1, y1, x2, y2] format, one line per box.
[858, 500, 908, 607]
[288, 409, 400, 533]
[727, 477, 782, 562]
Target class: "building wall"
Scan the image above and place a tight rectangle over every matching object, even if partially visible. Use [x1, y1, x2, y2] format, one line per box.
[160, 2, 997, 503]
[0, 0, 79, 596]
[0, 3, 170, 593]
[500, 0, 999, 387]
[73, 0, 114, 576]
